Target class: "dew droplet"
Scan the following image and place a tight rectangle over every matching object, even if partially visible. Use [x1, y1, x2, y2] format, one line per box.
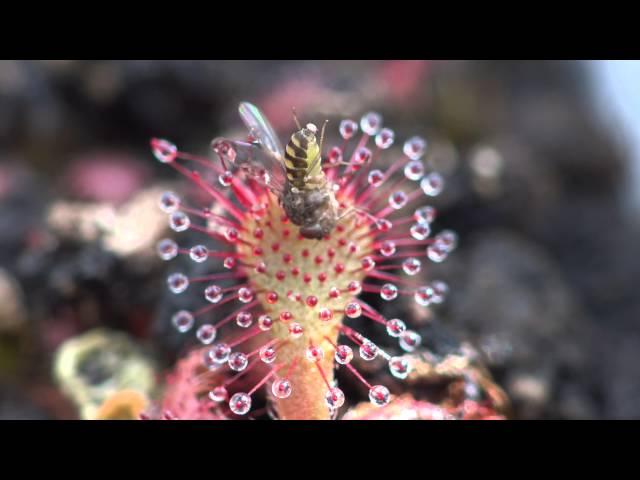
[414, 285, 435, 306]
[414, 206, 436, 224]
[318, 308, 333, 322]
[229, 392, 251, 415]
[196, 324, 217, 345]
[430, 280, 449, 304]
[238, 287, 254, 303]
[339, 119, 358, 140]
[388, 190, 408, 210]
[225, 227, 239, 242]
[209, 386, 227, 402]
[169, 211, 190, 232]
[288, 322, 304, 339]
[389, 356, 412, 379]
[260, 345, 277, 364]
[306, 346, 324, 362]
[325, 387, 345, 409]
[360, 112, 382, 135]
[159, 191, 180, 213]
[151, 138, 178, 163]
[347, 281, 362, 295]
[228, 352, 249, 371]
[328, 146, 343, 164]
[171, 310, 194, 333]
[436, 230, 458, 252]
[376, 218, 392, 232]
[421, 172, 444, 197]
[369, 385, 391, 406]
[368, 169, 385, 187]
[189, 245, 209, 263]
[427, 244, 448, 263]
[353, 147, 372, 165]
[386, 318, 406, 337]
[208, 343, 231, 364]
[345, 302, 362, 319]
[204, 284, 223, 303]
[223, 257, 236, 269]
[399, 330, 422, 352]
[410, 221, 431, 240]
[236, 311, 253, 328]
[258, 314, 273, 331]
[361, 257, 376, 271]
[335, 345, 353, 365]
[360, 340, 379, 361]
[375, 128, 395, 149]
[402, 257, 421, 276]
[167, 273, 189, 294]
[403, 136, 427, 160]
[272, 378, 292, 399]
[380, 240, 396, 257]
[404, 160, 425, 180]
[218, 170, 233, 187]
[157, 238, 178, 261]
[380, 283, 398, 301]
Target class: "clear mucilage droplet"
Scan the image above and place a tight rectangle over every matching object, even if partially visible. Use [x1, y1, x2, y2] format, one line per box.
[335, 345, 354, 365]
[386, 318, 406, 337]
[375, 128, 395, 149]
[369, 385, 391, 406]
[402, 257, 421, 275]
[325, 387, 345, 409]
[414, 285, 435, 306]
[403, 136, 427, 160]
[229, 392, 251, 415]
[209, 386, 228, 403]
[389, 190, 408, 209]
[404, 160, 425, 180]
[368, 169, 385, 187]
[196, 324, 217, 345]
[204, 284, 223, 303]
[399, 330, 422, 352]
[414, 206, 436, 224]
[272, 379, 292, 399]
[260, 345, 277, 364]
[410, 222, 431, 240]
[159, 191, 180, 213]
[169, 211, 190, 232]
[359, 340, 379, 361]
[236, 311, 253, 328]
[228, 352, 249, 372]
[157, 238, 178, 261]
[421, 172, 444, 197]
[189, 245, 209, 263]
[389, 356, 412, 379]
[152, 139, 178, 163]
[171, 310, 194, 333]
[209, 343, 231, 364]
[167, 273, 189, 294]
[339, 119, 358, 140]
[380, 283, 399, 301]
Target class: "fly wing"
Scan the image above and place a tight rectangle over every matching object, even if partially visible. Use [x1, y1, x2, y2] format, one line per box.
[238, 102, 285, 159]
[211, 138, 286, 194]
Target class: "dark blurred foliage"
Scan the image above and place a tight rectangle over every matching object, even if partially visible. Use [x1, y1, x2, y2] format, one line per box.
[0, 60, 636, 419]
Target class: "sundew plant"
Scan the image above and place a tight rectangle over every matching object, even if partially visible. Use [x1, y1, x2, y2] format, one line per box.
[150, 102, 456, 420]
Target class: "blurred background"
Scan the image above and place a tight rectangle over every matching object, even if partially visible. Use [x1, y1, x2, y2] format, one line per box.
[0, 60, 638, 419]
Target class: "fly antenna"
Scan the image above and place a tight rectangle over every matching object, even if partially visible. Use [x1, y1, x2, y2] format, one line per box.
[292, 107, 302, 130]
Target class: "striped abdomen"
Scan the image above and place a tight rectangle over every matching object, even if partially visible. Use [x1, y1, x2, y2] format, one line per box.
[284, 131, 323, 190]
